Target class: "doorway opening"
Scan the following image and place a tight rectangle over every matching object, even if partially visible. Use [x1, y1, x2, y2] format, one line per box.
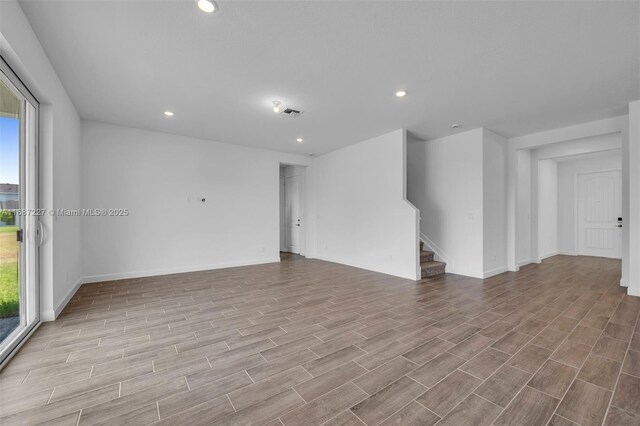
[279, 164, 306, 258]
[517, 134, 623, 267]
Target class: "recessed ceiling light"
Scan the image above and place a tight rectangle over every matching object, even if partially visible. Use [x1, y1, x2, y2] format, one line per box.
[272, 101, 282, 113]
[451, 123, 462, 129]
[164, 111, 174, 117]
[197, 0, 218, 13]
[395, 90, 407, 97]
[296, 138, 303, 143]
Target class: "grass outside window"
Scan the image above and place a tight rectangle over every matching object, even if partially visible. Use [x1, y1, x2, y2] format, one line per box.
[0, 226, 19, 318]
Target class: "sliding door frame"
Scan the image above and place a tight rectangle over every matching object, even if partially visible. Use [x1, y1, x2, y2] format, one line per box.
[0, 55, 40, 370]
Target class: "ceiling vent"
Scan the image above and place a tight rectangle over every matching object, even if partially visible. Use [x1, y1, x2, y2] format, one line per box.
[281, 108, 303, 118]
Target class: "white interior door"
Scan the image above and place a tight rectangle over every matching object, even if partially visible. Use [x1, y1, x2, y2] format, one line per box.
[279, 175, 286, 252]
[577, 170, 622, 259]
[285, 174, 301, 254]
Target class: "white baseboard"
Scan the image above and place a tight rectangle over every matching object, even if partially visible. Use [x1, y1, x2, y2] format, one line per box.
[541, 251, 558, 260]
[620, 279, 628, 288]
[517, 258, 532, 267]
[313, 255, 419, 281]
[40, 310, 56, 322]
[557, 250, 577, 256]
[444, 266, 484, 279]
[483, 266, 508, 279]
[536, 251, 558, 263]
[41, 277, 84, 322]
[42, 257, 281, 321]
[628, 287, 640, 297]
[82, 257, 281, 284]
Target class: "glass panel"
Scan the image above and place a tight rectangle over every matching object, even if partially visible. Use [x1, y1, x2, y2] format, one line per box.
[0, 78, 21, 346]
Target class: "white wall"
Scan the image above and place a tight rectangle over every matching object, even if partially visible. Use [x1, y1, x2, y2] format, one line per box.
[81, 121, 311, 282]
[537, 159, 558, 260]
[0, 0, 83, 320]
[516, 149, 532, 265]
[557, 153, 622, 255]
[407, 129, 485, 278]
[83, 124, 419, 282]
[483, 129, 508, 275]
[313, 129, 419, 280]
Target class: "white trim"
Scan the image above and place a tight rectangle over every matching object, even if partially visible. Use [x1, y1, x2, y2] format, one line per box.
[539, 251, 558, 261]
[82, 257, 281, 284]
[628, 287, 640, 297]
[41, 257, 281, 321]
[557, 250, 578, 256]
[517, 258, 532, 267]
[483, 267, 508, 278]
[533, 251, 561, 264]
[420, 233, 450, 270]
[620, 279, 628, 288]
[40, 276, 84, 321]
[313, 255, 417, 281]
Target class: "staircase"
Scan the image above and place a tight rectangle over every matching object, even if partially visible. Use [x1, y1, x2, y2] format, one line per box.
[420, 241, 446, 279]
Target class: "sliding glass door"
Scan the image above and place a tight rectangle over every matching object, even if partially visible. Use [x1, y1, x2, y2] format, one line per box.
[0, 57, 39, 367]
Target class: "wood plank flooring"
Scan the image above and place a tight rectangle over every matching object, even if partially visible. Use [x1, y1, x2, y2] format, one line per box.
[0, 254, 638, 425]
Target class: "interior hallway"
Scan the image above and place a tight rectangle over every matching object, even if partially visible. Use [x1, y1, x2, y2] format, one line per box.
[0, 255, 638, 425]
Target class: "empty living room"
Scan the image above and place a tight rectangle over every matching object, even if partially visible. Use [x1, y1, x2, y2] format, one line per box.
[0, 0, 639, 425]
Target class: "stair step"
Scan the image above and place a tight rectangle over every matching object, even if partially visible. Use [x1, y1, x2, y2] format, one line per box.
[421, 261, 446, 279]
[419, 241, 425, 251]
[420, 250, 435, 263]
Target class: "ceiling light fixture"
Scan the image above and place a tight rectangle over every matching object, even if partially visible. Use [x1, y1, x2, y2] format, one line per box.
[395, 90, 407, 97]
[272, 101, 283, 113]
[197, 0, 218, 13]
[164, 111, 174, 117]
[451, 123, 462, 129]
[296, 138, 303, 143]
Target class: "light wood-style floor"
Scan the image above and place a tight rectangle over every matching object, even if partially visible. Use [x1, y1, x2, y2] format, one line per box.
[0, 254, 638, 425]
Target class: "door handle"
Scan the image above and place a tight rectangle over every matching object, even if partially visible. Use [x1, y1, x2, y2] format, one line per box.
[37, 221, 45, 246]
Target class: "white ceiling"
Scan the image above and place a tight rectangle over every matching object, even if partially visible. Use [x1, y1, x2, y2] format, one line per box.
[19, 0, 640, 155]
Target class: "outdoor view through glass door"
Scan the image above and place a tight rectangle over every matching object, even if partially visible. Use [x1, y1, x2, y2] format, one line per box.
[0, 57, 39, 367]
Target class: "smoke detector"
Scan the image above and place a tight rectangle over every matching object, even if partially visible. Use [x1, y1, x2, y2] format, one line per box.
[281, 108, 303, 118]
